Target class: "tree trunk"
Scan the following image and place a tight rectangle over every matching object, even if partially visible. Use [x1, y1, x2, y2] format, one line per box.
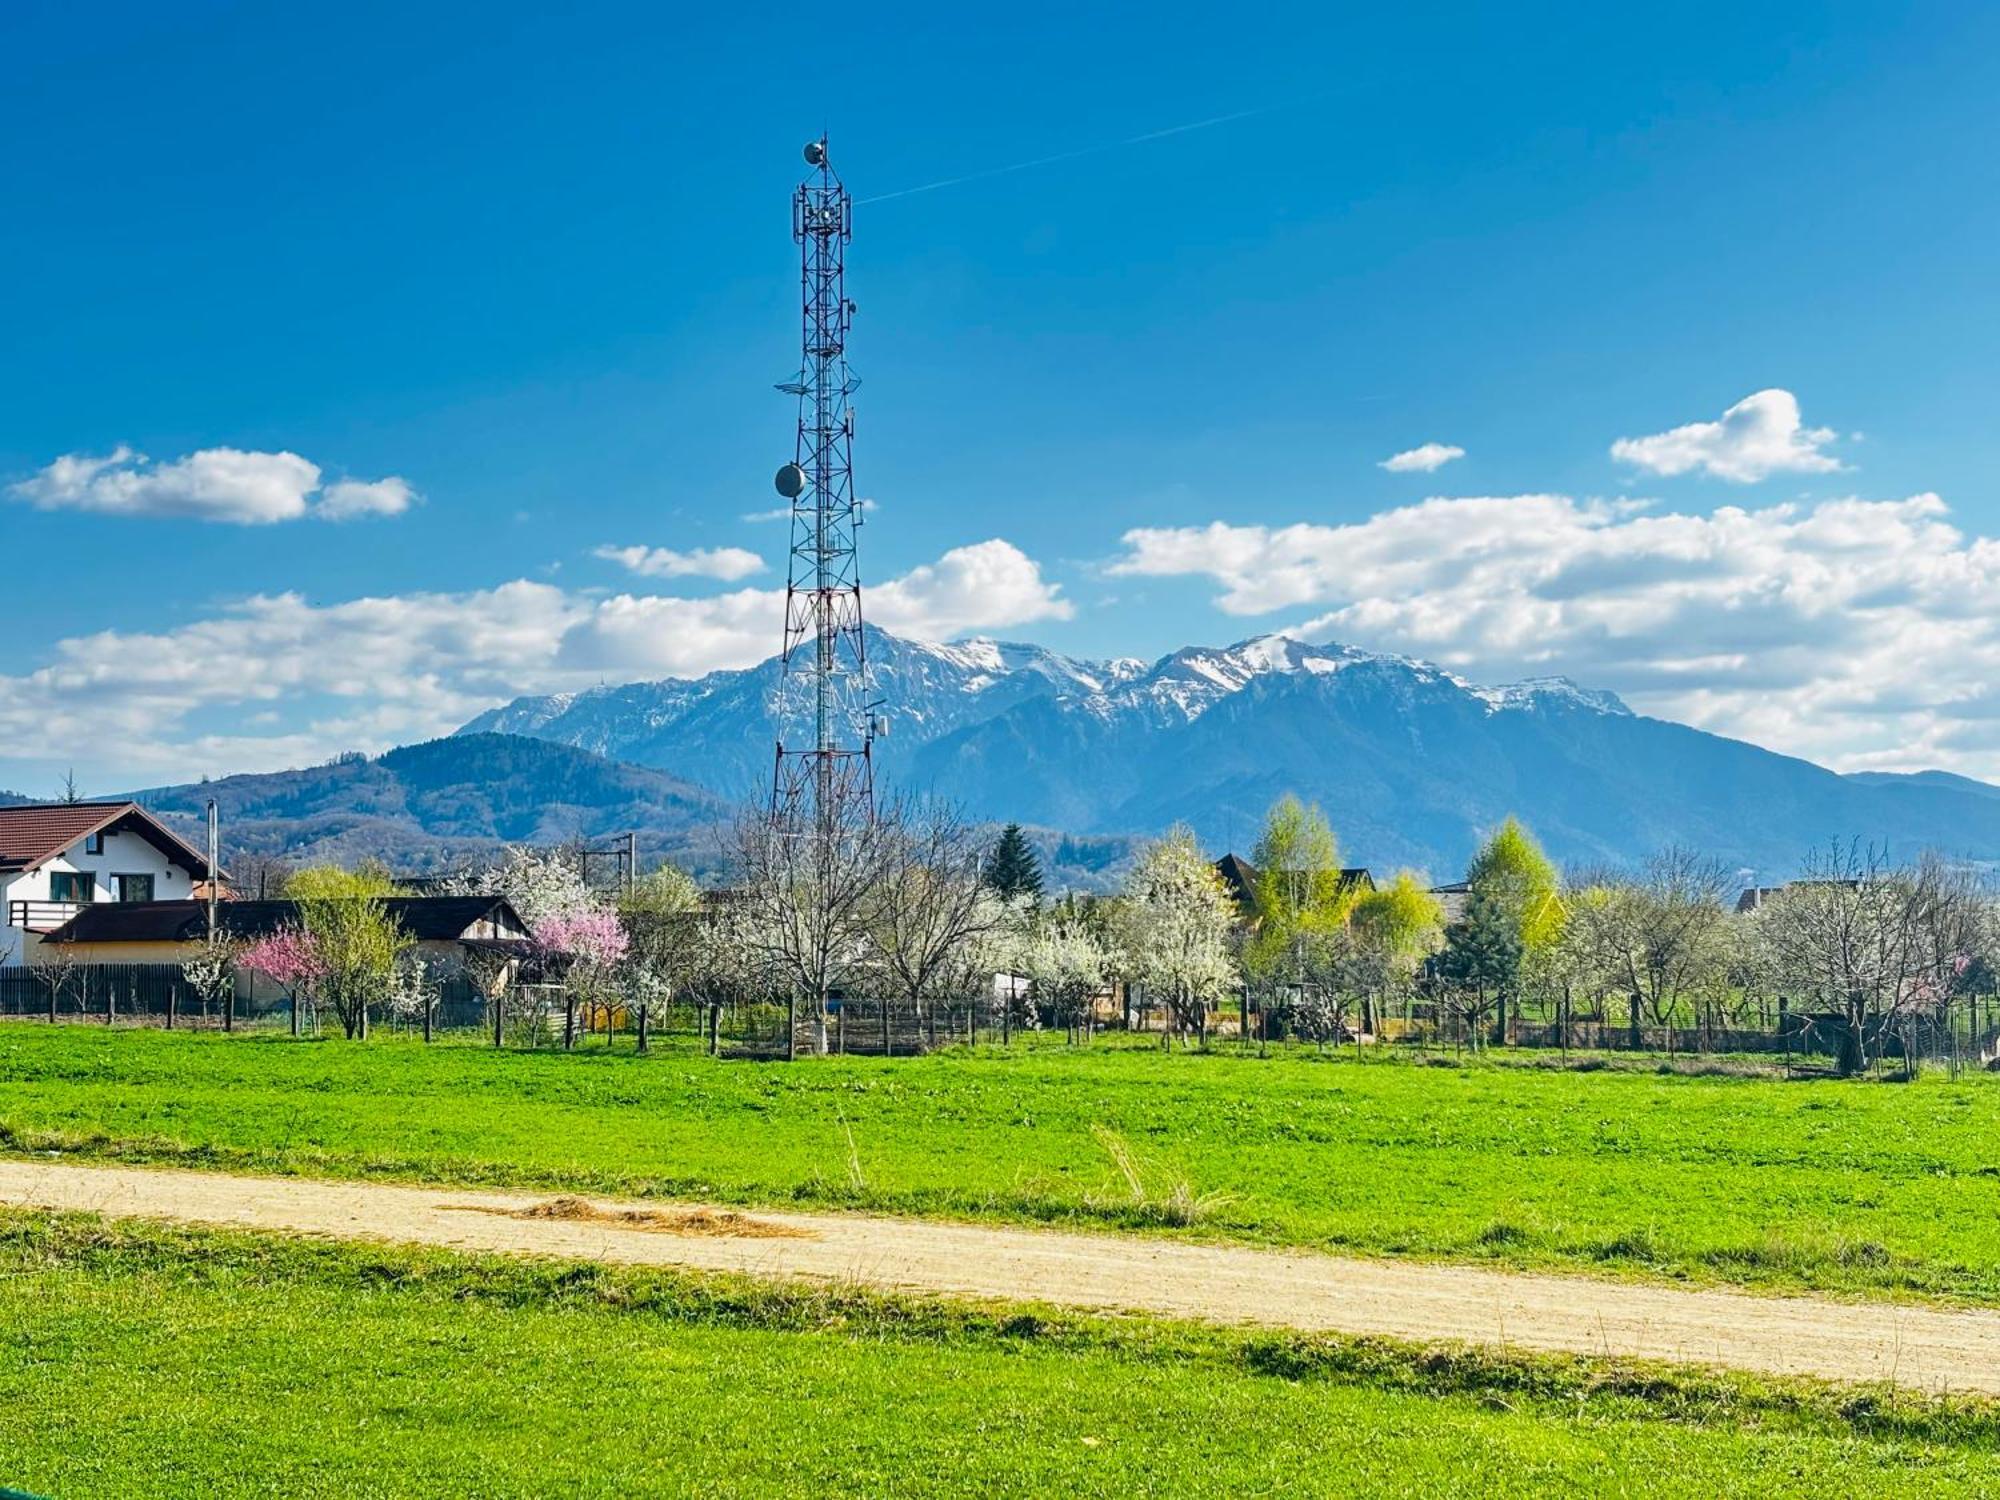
[563, 997, 575, 1050]
[637, 1003, 649, 1054]
[494, 994, 504, 1049]
[1627, 992, 1642, 1050]
[422, 998, 433, 1044]
[1839, 998, 1867, 1077]
[785, 993, 796, 1062]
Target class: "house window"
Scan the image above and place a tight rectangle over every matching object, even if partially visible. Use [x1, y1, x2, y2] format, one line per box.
[115, 874, 154, 904]
[49, 872, 96, 904]
[83, 833, 104, 856]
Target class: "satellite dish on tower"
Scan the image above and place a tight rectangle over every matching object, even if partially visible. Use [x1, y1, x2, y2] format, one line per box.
[774, 462, 808, 498]
[803, 140, 827, 167]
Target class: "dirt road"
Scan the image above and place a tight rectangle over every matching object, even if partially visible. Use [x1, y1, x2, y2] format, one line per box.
[3, 1158, 1997, 1395]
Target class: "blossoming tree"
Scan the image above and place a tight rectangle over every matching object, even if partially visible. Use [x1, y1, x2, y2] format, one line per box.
[238, 925, 327, 1036]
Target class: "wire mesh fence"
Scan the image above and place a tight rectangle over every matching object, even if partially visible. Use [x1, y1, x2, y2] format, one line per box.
[4, 963, 1999, 1075]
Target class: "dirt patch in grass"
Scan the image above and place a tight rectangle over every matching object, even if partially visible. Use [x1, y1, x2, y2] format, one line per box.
[458, 1195, 812, 1240]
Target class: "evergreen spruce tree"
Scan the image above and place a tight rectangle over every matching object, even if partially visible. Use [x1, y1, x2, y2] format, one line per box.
[984, 823, 1045, 904]
[1439, 880, 1524, 1047]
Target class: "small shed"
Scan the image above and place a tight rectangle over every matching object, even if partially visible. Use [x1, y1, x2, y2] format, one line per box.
[40, 895, 532, 1003]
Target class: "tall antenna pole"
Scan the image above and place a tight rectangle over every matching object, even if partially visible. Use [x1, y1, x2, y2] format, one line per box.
[771, 136, 875, 831]
[205, 798, 219, 938]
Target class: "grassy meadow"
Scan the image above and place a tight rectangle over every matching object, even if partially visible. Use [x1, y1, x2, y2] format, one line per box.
[4, 1026, 2000, 1301]
[2, 1211, 1997, 1498]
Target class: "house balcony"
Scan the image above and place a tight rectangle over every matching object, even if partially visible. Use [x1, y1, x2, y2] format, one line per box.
[6, 900, 86, 934]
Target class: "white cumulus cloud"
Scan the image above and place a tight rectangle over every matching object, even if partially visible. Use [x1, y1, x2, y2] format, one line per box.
[1611, 389, 1840, 482]
[872, 539, 1075, 639]
[318, 476, 418, 520]
[1111, 492, 2000, 777]
[8, 445, 416, 524]
[1380, 442, 1465, 474]
[0, 538, 1071, 780]
[593, 544, 766, 581]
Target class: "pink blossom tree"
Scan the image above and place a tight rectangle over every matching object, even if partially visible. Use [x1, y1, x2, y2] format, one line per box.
[535, 909, 630, 970]
[534, 908, 630, 1047]
[239, 925, 328, 1036]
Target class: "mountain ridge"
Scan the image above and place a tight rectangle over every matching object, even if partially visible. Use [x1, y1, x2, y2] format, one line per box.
[456, 628, 2000, 877]
[123, 734, 734, 878]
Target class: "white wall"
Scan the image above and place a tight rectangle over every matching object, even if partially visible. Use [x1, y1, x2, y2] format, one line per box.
[0, 826, 198, 966]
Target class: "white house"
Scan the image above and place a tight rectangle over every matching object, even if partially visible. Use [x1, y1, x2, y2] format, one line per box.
[0, 801, 218, 967]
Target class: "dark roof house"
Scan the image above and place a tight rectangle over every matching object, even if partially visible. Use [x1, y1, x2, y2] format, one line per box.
[1213, 853, 1261, 911]
[44, 895, 529, 948]
[1212, 853, 1376, 919]
[1428, 881, 1472, 924]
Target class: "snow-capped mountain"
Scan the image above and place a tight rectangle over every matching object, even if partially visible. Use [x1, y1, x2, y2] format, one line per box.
[462, 628, 1121, 800]
[464, 629, 1627, 768]
[457, 627, 2000, 876]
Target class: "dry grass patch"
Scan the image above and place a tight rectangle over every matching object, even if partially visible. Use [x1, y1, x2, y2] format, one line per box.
[461, 1195, 812, 1239]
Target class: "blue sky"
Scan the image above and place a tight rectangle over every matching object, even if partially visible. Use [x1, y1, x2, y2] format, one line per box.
[5, 1, 2000, 792]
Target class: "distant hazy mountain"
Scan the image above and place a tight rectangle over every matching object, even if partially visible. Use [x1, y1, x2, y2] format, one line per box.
[1843, 769, 2000, 804]
[127, 734, 731, 877]
[462, 628, 2000, 878]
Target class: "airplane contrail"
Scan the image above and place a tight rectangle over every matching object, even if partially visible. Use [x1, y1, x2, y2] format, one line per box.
[854, 103, 1290, 207]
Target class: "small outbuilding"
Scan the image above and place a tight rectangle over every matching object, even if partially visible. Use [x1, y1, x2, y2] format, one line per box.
[39, 895, 532, 1003]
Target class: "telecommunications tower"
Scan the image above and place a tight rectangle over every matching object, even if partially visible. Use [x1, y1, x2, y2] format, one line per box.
[771, 136, 876, 827]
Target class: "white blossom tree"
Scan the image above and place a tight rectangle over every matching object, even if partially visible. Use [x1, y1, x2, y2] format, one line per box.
[386, 951, 446, 1041]
[1014, 908, 1114, 1043]
[1118, 825, 1239, 1048]
[469, 846, 598, 933]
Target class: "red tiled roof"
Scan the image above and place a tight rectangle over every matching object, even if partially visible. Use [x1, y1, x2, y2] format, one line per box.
[0, 801, 216, 878]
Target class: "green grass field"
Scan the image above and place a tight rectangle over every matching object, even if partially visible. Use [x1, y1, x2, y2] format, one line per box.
[4, 1026, 2000, 1301]
[2, 1211, 1996, 1498]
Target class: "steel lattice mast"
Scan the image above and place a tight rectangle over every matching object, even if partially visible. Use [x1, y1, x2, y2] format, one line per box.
[771, 136, 875, 829]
